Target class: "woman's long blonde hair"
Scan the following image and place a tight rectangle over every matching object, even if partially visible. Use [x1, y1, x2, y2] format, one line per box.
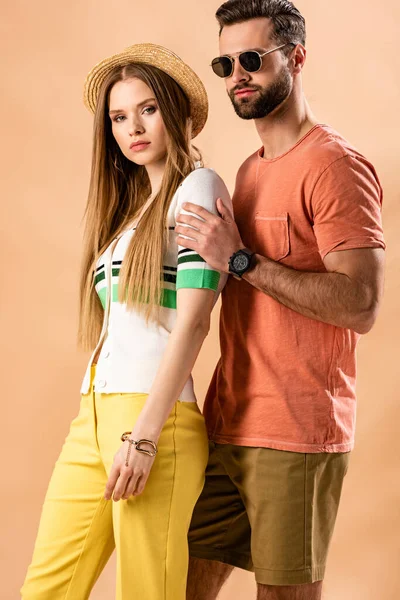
[78, 63, 202, 351]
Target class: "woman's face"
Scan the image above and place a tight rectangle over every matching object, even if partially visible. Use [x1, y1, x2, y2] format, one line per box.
[109, 78, 168, 167]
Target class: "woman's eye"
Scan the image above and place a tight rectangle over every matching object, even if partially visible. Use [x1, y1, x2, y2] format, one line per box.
[143, 106, 156, 115]
[113, 115, 125, 123]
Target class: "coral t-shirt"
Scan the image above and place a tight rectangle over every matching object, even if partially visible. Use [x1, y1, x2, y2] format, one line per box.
[203, 125, 385, 453]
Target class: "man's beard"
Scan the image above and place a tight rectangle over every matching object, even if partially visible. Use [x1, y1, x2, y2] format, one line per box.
[229, 67, 292, 120]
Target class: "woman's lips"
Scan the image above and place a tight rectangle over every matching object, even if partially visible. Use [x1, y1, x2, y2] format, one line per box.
[130, 142, 151, 152]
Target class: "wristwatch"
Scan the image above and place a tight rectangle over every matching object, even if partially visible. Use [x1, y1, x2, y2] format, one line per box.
[228, 248, 255, 279]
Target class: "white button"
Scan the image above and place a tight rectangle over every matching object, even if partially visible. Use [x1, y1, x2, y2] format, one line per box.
[103, 351, 110, 358]
[98, 379, 106, 388]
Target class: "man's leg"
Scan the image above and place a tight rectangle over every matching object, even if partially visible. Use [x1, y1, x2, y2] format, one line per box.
[188, 443, 254, 599]
[220, 446, 350, 595]
[186, 557, 234, 600]
[257, 581, 323, 600]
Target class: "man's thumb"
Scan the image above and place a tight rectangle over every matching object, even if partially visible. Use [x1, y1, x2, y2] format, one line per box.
[217, 197, 232, 222]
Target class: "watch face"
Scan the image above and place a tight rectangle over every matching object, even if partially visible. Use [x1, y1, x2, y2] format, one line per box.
[233, 253, 249, 272]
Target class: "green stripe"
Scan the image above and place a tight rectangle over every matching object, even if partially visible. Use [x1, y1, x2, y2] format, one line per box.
[94, 271, 106, 285]
[98, 287, 107, 309]
[163, 273, 177, 284]
[160, 288, 177, 309]
[97, 284, 177, 310]
[178, 254, 205, 265]
[112, 268, 120, 277]
[176, 268, 220, 291]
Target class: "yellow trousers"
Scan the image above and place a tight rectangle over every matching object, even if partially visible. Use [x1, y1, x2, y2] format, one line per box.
[21, 367, 209, 599]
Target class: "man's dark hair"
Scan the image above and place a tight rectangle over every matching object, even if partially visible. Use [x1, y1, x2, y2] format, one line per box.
[216, 0, 306, 48]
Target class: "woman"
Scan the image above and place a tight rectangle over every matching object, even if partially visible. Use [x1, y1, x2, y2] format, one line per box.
[21, 43, 232, 600]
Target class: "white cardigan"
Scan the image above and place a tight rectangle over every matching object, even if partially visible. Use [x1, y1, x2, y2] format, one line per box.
[80, 167, 233, 401]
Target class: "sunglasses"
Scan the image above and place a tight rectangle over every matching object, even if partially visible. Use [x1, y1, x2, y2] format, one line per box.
[211, 43, 295, 78]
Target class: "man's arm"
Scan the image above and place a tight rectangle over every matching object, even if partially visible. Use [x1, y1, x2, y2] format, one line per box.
[175, 199, 385, 334]
[242, 247, 385, 334]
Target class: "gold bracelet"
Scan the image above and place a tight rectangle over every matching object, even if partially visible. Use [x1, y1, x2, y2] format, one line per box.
[121, 431, 158, 465]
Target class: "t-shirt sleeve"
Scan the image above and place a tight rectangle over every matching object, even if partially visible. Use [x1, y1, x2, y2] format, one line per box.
[311, 155, 386, 260]
[174, 168, 233, 292]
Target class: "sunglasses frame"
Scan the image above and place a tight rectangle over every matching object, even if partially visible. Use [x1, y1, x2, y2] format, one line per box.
[211, 43, 296, 78]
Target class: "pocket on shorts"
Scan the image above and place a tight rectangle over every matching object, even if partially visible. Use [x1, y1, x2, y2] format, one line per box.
[253, 212, 290, 261]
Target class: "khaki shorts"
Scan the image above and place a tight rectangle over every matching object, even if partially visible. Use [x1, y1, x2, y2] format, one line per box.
[188, 442, 350, 586]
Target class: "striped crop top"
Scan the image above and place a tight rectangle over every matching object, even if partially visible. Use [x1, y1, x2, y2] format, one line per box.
[80, 167, 233, 401]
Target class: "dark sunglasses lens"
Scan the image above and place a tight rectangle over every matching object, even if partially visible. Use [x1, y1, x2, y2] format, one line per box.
[239, 51, 262, 72]
[211, 57, 232, 78]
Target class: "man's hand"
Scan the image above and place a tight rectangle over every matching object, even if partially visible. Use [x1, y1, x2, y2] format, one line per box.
[175, 198, 244, 273]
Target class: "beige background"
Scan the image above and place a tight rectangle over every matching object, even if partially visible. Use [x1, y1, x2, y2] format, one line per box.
[1, 1, 399, 598]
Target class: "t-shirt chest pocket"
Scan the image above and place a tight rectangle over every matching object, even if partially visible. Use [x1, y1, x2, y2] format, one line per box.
[252, 212, 290, 261]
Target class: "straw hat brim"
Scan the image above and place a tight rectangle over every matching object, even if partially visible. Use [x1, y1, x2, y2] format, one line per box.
[83, 43, 208, 139]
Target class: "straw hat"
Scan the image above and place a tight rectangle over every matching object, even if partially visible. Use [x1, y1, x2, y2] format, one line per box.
[83, 43, 208, 138]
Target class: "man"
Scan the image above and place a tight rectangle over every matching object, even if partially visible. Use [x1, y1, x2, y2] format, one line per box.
[175, 1, 385, 599]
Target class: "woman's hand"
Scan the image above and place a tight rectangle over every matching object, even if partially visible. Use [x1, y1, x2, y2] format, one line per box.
[104, 438, 157, 501]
